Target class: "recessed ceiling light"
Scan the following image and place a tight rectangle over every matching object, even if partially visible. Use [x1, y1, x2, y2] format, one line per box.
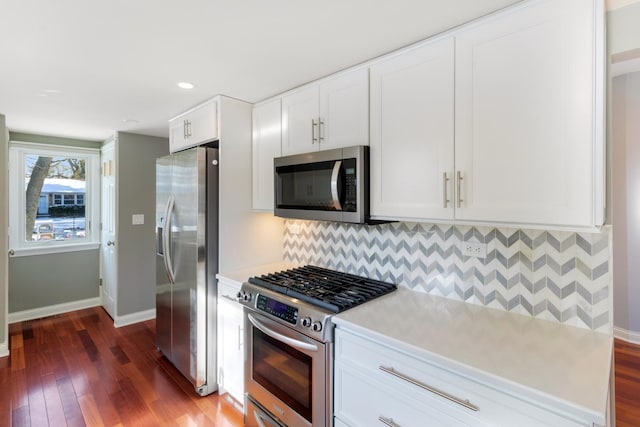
[123, 119, 140, 124]
[177, 82, 194, 89]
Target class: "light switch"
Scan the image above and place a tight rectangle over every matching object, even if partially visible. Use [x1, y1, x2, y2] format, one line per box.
[132, 214, 144, 225]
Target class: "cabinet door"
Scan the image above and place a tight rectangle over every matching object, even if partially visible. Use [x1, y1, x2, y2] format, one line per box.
[218, 291, 244, 404]
[169, 118, 187, 153]
[318, 68, 369, 150]
[369, 37, 455, 221]
[189, 100, 218, 145]
[281, 85, 320, 156]
[252, 99, 282, 211]
[455, 0, 598, 226]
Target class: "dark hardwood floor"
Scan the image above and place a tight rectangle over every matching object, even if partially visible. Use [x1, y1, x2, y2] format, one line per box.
[615, 338, 640, 427]
[0, 307, 243, 427]
[2, 308, 640, 426]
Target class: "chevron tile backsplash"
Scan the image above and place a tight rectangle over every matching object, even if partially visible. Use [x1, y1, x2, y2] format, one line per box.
[283, 220, 611, 332]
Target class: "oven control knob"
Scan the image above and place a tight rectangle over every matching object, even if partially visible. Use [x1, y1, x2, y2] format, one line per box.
[241, 291, 252, 302]
[300, 317, 312, 327]
[311, 321, 323, 332]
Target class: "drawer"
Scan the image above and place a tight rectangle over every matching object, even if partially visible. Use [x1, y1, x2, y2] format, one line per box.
[335, 363, 476, 427]
[335, 328, 590, 427]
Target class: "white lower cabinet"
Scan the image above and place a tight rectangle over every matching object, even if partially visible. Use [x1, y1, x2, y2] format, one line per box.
[217, 278, 244, 405]
[333, 328, 592, 427]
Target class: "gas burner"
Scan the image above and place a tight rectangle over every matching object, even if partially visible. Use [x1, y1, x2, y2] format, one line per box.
[248, 265, 397, 313]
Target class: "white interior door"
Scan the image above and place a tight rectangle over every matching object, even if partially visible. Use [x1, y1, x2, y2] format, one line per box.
[100, 141, 117, 319]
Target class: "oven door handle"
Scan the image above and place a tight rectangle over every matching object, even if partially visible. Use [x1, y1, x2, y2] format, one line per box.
[248, 313, 319, 352]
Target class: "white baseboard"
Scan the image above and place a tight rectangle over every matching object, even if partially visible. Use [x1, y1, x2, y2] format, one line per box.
[8, 297, 102, 324]
[0, 341, 8, 358]
[114, 308, 156, 328]
[614, 326, 640, 345]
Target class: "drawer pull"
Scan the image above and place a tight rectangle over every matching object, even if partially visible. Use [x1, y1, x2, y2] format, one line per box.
[378, 416, 401, 427]
[379, 365, 479, 412]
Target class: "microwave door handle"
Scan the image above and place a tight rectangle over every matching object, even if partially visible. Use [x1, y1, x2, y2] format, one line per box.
[247, 313, 318, 352]
[330, 160, 342, 211]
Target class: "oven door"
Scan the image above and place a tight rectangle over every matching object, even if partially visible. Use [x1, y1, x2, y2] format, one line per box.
[245, 309, 330, 427]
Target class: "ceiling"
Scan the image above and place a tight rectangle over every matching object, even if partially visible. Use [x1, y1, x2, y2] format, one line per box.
[0, 0, 526, 141]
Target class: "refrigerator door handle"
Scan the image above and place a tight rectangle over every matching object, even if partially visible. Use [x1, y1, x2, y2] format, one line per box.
[163, 195, 176, 284]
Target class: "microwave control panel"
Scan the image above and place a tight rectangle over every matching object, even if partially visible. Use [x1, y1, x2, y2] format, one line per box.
[343, 158, 357, 212]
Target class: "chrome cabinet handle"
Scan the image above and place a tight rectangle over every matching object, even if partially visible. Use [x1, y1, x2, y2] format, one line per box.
[456, 170, 464, 208]
[330, 160, 343, 210]
[8, 249, 15, 256]
[318, 118, 325, 143]
[183, 119, 188, 139]
[311, 118, 318, 144]
[443, 172, 450, 208]
[106, 240, 115, 246]
[378, 416, 401, 427]
[379, 365, 479, 412]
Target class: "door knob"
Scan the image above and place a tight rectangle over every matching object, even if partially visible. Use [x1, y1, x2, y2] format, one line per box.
[106, 240, 115, 246]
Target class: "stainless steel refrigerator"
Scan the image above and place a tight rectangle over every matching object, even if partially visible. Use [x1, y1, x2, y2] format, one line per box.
[156, 146, 218, 396]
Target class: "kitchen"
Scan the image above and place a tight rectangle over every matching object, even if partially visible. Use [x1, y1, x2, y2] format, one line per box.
[1, 0, 640, 426]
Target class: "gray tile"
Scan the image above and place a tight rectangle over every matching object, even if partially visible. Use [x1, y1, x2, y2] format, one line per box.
[593, 261, 609, 280]
[521, 298, 533, 315]
[485, 290, 496, 305]
[576, 234, 591, 255]
[576, 258, 592, 279]
[496, 230, 508, 247]
[593, 311, 610, 330]
[496, 271, 507, 287]
[533, 301, 547, 316]
[561, 281, 576, 299]
[560, 234, 576, 252]
[495, 292, 508, 310]
[592, 286, 609, 304]
[561, 306, 577, 323]
[473, 227, 485, 242]
[576, 283, 592, 303]
[548, 302, 562, 322]
[508, 253, 520, 268]
[561, 258, 576, 276]
[592, 234, 609, 255]
[507, 231, 519, 248]
[547, 233, 561, 252]
[485, 229, 497, 244]
[576, 307, 593, 329]
[519, 252, 533, 271]
[520, 231, 533, 249]
[507, 295, 521, 311]
[520, 274, 532, 292]
[496, 251, 508, 268]
[533, 232, 547, 249]
[533, 278, 546, 294]
[547, 278, 562, 299]
[533, 255, 547, 272]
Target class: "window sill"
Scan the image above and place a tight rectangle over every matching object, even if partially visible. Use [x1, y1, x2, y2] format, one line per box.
[9, 242, 101, 258]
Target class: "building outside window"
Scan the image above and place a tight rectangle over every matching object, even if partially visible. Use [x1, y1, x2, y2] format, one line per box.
[8, 141, 100, 255]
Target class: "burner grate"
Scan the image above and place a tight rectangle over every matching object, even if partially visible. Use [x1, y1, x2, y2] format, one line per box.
[248, 265, 396, 313]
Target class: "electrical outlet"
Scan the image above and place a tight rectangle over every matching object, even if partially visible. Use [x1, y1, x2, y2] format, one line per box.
[290, 223, 301, 235]
[460, 241, 487, 258]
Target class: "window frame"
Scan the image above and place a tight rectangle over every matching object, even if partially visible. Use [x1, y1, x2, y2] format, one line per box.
[9, 141, 101, 256]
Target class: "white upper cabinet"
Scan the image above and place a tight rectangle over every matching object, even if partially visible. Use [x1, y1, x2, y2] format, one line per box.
[169, 99, 218, 153]
[281, 68, 369, 156]
[252, 98, 282, 211]
[454, 0, 603, 227]
[370, 38, 455, 221]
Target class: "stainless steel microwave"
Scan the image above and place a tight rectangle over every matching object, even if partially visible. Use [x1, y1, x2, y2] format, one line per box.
[274, 145, 369, 224]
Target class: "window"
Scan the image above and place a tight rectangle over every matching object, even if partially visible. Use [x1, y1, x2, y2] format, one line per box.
[9, 141, 100, 255]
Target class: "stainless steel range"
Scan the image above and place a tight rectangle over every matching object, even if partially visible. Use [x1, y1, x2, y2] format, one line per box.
[239, 265, 397, 427]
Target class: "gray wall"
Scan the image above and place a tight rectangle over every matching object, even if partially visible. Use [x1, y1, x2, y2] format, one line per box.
[0, 115, 8, 349]
[609, 3, 640, 337]
[612, 72, 640, 335]
[7, 132, 101, 314]
[9, 250, 100, 311]
[115, 132, 168, 317]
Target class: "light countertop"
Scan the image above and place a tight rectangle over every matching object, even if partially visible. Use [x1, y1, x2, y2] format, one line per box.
[333, 287, 613, 423]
